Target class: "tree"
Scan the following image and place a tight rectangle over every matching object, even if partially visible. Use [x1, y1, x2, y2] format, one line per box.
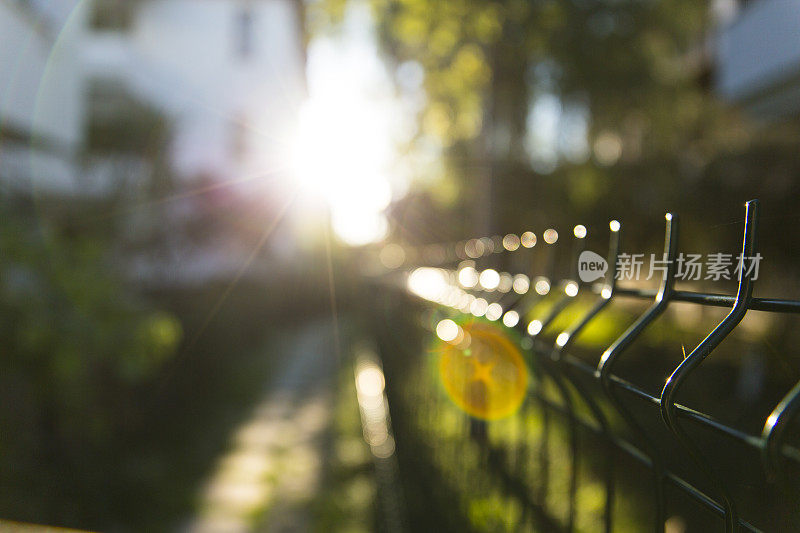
[312, 0, 800, 261]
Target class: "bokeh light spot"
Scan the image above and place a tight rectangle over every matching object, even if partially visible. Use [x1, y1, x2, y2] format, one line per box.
[436, 319, 460, 342]
[438, 323, 528, 420]
[503, 234, 520, 251]
[520, 231, 537, 248]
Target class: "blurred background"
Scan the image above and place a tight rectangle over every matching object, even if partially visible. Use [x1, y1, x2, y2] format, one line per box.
[2, 0, 800, 531]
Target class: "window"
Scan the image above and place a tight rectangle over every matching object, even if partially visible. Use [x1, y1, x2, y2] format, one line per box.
[236, 7, 254, 60]
[90, 0, 134, 31]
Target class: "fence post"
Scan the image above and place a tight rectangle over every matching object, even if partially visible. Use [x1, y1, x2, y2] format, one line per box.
[547, 221, 620, 533]
[660, 199, 760, 532]
[597, 212, 679, 532]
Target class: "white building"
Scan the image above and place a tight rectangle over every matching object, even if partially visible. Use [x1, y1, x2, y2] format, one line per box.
[0, 0, 87, 193]
[83, 0, 306, 188]
[78, 0, 308, 282]
[715, 0, 800, 120]
[1, 0, 305, 193]
[1, 0, 308, 283]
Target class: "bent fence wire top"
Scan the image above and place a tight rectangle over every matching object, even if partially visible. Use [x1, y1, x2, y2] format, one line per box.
[395, 200, 800, 532]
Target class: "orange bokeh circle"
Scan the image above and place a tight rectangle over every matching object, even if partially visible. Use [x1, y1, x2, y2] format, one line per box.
[438, 322, 528, 420]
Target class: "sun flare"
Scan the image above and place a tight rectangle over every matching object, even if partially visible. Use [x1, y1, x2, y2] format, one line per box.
[288, 24, 402, 247]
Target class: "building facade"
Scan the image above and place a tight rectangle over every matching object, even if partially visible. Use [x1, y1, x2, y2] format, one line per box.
[716, 0, 800, 120]
[83, 0, 306, 188]
[0, 0, 87, 193]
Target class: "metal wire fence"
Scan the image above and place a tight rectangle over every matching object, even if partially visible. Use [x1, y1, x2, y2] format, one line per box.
[388, 199, 800, 532]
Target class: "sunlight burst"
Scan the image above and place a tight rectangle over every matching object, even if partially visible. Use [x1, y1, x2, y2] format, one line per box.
[288, 17, 405, 247]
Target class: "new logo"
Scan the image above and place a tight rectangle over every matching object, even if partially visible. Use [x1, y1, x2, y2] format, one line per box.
[578, 251, 608, 282]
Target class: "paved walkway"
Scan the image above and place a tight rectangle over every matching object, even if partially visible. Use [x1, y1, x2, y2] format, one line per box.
[185, 320, 338, 533]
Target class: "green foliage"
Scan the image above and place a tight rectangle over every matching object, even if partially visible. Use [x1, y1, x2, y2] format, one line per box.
[0, 200, 181, 523]
[363, 0, 718, 150]
[86, 82, 171, 156]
